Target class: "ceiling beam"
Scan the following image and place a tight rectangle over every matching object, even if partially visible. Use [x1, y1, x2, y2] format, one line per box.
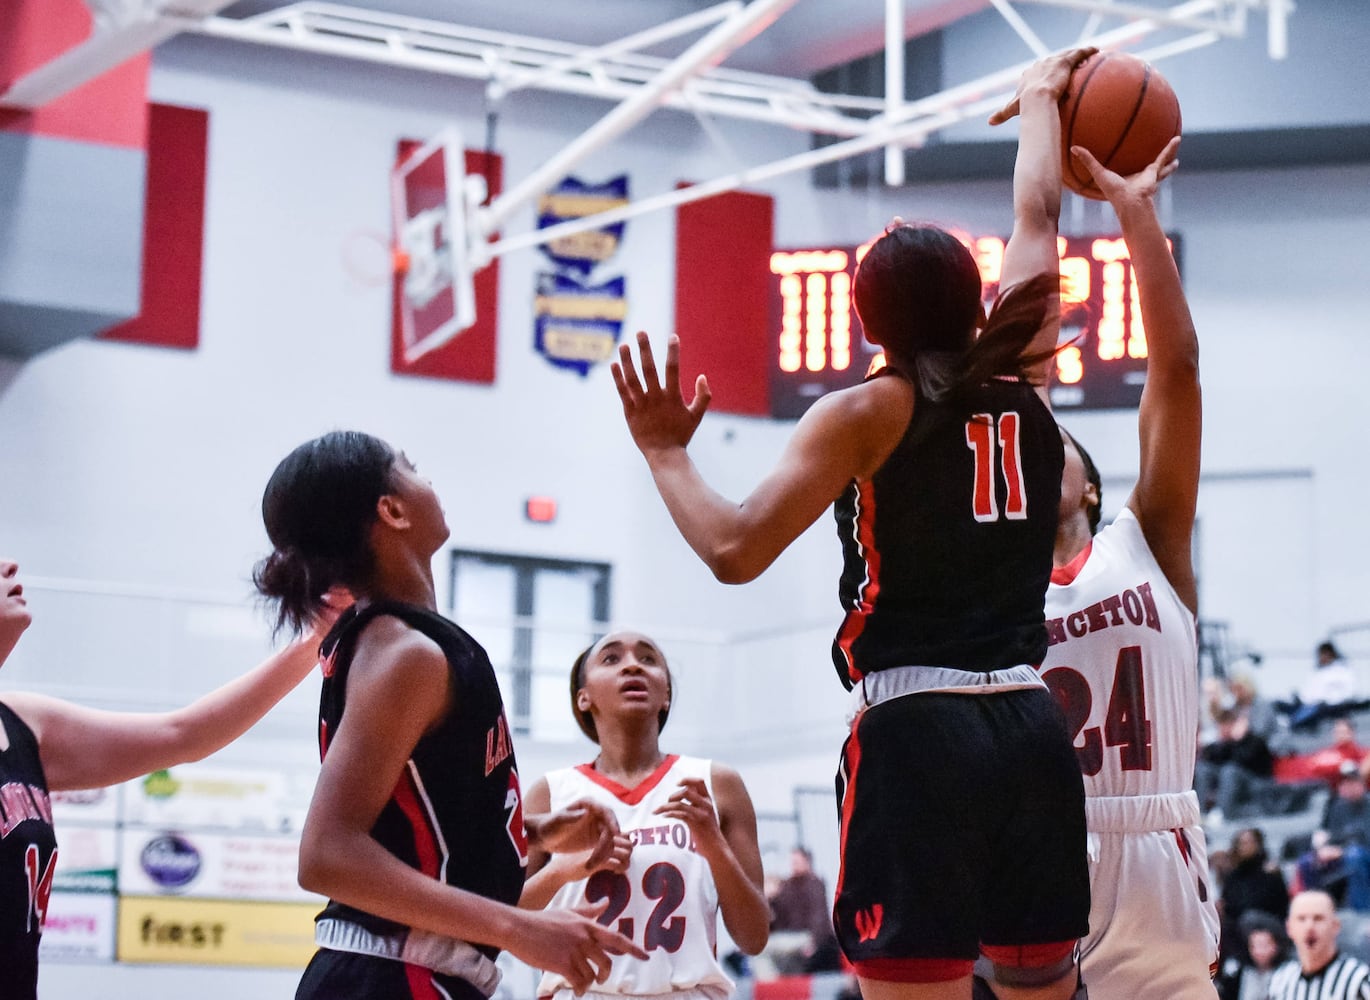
[0, 0, 235, 110]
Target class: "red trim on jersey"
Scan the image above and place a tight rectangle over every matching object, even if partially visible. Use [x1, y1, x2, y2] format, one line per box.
[853, 957, 972, 982]
[575, 754, 681, 805]
[406, 962, 443, 999]
[1050, 540, 1093, 586]
[835, 480, 881, 684]
[980, 940, 1076, 968]
[1173, 828, 1191, 864]
[394, 764, 442, 878]
[834, 718, 864, 901]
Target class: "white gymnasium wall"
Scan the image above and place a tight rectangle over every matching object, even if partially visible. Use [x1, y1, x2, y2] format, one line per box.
[3, 11, 1370, 999]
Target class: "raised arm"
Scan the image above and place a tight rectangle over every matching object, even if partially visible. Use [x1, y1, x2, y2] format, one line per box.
[612, 332, 910, 583]
[1073, 138, 1199, 613]
[5, 627, 324, 791]
[991, 48, 1095, 398]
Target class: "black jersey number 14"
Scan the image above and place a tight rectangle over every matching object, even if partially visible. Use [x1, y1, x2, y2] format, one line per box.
[1042, 645, 1154, 774]
[965, 412, 1027, 522]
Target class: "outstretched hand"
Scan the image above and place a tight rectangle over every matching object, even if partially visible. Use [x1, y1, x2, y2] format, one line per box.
[1070, 135, 1181, 208]
[611, 332, 712, 458]
[988, 46, 1096, 126]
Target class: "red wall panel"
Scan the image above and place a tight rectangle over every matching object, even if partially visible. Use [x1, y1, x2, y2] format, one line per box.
[673, 187, 774, 417]
[0, 0, 149, 149]
[391, 145, 502, 384]
[100, 103, 208, 349]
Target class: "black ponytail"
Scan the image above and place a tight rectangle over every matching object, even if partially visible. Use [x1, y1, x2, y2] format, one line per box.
[946, 271, 1060, 404]
[253, 431, 395, 635]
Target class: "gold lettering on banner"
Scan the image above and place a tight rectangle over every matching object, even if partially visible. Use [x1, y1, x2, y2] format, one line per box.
[534, 296, 628, 322]
[543, 328, 618, 363]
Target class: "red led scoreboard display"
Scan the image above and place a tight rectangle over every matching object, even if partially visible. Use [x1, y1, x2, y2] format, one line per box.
[767, 233, 1181, 419]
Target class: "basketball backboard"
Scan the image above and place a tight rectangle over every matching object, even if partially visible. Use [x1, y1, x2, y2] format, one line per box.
[391, 128, 478, 364]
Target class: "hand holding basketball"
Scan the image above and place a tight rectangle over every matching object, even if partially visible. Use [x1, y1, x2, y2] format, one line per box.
[1070, 135, 1182, 209]
[988, 47, 1096, 126]
[1060, 51, 1182, 199]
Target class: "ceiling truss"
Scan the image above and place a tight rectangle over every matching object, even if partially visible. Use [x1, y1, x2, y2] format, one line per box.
[1, 0, 1291, 268]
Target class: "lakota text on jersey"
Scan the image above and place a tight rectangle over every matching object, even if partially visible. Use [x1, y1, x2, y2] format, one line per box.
[484, 713, 513, 776]
[1045, 580, 1162, 647]
[0, 781, 52, 837]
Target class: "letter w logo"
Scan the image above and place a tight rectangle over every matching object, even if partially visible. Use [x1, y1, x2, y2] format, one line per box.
[854, 904, 883, 943]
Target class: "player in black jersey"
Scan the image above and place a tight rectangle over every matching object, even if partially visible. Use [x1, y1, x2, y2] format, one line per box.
[0, 556, 328, 1000]
[253, 431, 646, 1000]
[611, 50, 1097, 1000]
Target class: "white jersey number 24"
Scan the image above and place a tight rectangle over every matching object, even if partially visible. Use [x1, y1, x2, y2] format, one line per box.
[1042, 644, 1154, 775]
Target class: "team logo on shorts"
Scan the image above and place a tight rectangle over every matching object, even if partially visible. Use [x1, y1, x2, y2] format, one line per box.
[855, 903, 884, 943]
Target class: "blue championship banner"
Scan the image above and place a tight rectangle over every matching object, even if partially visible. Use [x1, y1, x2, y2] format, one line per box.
[536, 175, 629, 275]
[534, 271, 627, 377]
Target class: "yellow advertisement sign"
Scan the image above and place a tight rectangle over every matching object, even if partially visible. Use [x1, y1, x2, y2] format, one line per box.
[117, 896, 317, 968]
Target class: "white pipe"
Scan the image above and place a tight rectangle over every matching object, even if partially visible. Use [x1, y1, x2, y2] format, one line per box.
[489, 2, 742, 100]
[884, 0, 906, 186]
[1132, 29, 1221, 64]
[1267, 0, 1291, 60]
[477, 0, 801, 234]
[483, 91, 1006, 262]
[1016, 0, 1243, 37]
[989, 0, 1051, 56]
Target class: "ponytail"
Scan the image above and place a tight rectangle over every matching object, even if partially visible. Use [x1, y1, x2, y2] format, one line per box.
[935, 271, 1060, 407]
[252, 547, 347, 637]
[254, 431, 395, 636]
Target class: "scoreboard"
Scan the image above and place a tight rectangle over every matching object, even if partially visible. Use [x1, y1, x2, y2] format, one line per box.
[767, 232, 1181, 419]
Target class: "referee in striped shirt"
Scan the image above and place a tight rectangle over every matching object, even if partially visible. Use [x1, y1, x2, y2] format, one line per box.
[1270, 890, 1370, 999]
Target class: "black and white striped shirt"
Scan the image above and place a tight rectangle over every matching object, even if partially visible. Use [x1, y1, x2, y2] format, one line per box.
[1270, 954, 1370, 1000]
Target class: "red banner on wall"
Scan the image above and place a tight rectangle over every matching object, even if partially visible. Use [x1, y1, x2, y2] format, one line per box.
[674, 186, 774, 416]
[100, 103, 208, 350]
[390, 142, 502, 384]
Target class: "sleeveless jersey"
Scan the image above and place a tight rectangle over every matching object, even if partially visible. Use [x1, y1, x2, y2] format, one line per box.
[537, 755, 731, 1000]
[833, 371, 1064, 687]
[0, 702, 58, 1000]
[1044, 510, 1217, 998]
[316, 601, 526, 956]
[1041, 508, 1199, 798]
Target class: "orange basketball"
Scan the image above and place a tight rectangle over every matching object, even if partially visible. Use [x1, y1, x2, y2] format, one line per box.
[1060, 51, 1181, 199]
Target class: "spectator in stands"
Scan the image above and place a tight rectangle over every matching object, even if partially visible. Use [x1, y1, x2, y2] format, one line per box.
[767, 846, 842, 974]
[1220, 828, 1292, 977]
[1217, 910, 1290, 1000]
[1295, 762, 1370, 910]
[1232, 672, 1283, 747]
[1276, 641, 1360, 733]
[1305, 720, 1370, 789]
[1268, 890, 1370, 999]
[1199, 707, 1278, 822]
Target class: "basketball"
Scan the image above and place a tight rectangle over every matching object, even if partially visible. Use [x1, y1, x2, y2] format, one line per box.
[1060, 51, 1182, 199]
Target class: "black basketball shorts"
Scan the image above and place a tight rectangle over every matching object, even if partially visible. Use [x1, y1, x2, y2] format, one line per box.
[297, 948, 490, 1000]
[832, 686, 1090, 981]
